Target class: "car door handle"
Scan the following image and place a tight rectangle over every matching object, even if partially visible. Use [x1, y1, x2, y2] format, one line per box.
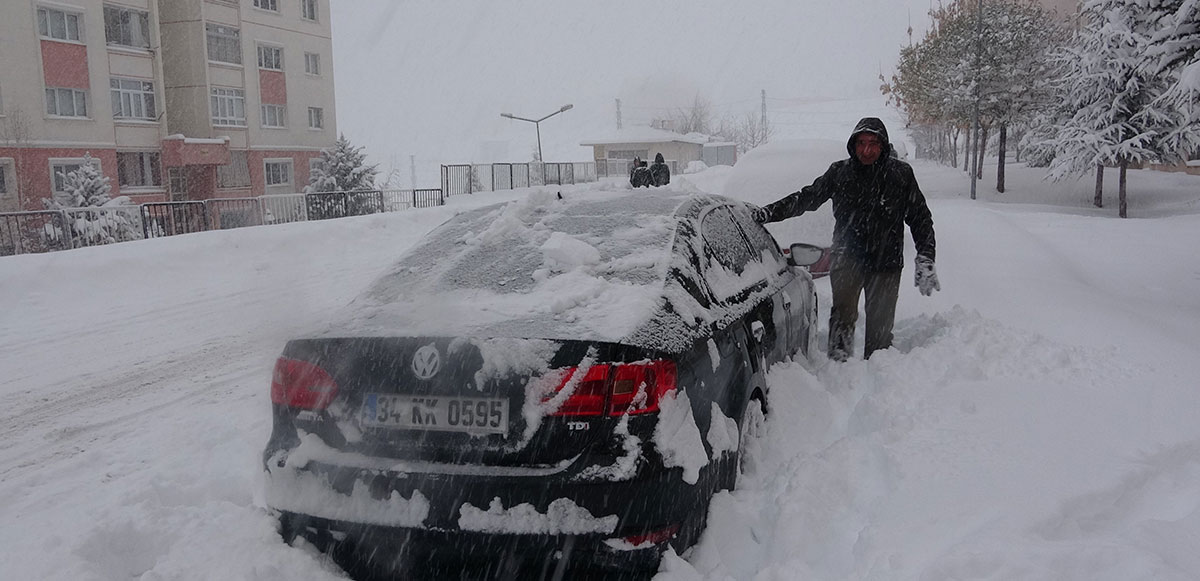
[782, 294, 792, 311]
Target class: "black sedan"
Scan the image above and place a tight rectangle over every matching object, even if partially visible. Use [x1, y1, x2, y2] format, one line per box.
[263, 189, 822, 579]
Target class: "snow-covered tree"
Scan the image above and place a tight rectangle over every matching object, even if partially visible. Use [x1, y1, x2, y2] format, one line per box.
[885, 0, 1066, 183]
[1143, 0, 1200, 158]
[306, 133, 378, 193]
[1048, 0, 1175, 218]
[41, 154, 140, 247]
[43, 153, 111, 209]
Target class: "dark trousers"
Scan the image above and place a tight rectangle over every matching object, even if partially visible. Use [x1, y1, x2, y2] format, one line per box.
[828, 258, 902, 360]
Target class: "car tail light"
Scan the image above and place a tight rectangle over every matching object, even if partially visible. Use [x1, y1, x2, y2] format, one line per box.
[271, 357, 339, 410]
[546, 360, 677, 417]
[621, 524, 680, 547]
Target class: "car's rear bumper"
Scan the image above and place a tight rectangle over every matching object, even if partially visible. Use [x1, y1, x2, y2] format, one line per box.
[278, 511, 667, 577]
[263, 452, 726, 573]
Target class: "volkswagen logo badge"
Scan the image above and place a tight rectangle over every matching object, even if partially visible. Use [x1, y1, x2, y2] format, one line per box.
[412, 344, 441, 380]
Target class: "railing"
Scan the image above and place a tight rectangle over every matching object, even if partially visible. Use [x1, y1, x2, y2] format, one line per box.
[261, 194, 307, 224]
[1, 211, 71, 256]
[63, 206, 145, 248]
[441, 161, 597, 196]
[142, 202, 208, 238]
[207, 198, 264, 230]
[4, 162, 599, 258]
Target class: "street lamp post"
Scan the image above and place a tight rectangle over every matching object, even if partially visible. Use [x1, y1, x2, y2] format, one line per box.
[501, 104, 573, 163]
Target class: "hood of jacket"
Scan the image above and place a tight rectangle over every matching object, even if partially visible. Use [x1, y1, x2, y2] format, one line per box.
[846, 117, 892, 164]
[654, 153, 665, 163]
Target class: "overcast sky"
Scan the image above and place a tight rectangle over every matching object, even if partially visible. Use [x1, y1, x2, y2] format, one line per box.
[328, 0, 940, 185]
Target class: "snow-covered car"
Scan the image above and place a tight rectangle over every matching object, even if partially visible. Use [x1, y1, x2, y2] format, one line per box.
[262, 189, 822, 578]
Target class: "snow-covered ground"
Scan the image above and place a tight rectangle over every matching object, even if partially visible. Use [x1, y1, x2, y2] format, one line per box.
[3, 147, 1200, 580]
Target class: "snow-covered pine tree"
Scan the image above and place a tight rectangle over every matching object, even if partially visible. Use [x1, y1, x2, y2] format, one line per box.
[1143, 1, 1200, 160]
[41, 153, 140, 246]
[306, 133, 378, 193]
[44, 153, 111, 209]
[1049, 0, 1172, 218]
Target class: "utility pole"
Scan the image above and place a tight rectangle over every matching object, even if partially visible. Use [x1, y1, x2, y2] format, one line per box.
[615, 99, 623, 130]
[410, 155, 417, 189]
[761, 90, 767, 130]
[969, 0, 983, 200]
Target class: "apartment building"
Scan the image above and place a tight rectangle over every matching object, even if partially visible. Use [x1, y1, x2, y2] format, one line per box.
[0, 0, 336, 213]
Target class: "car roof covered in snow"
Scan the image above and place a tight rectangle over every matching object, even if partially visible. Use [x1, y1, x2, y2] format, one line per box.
[322, 188, 763, 352]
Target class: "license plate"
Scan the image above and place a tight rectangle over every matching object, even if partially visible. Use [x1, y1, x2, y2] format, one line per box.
[361, 393, 508, 435]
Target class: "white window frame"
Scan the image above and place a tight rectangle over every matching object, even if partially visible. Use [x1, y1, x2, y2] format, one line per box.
[307, 106, 323, 130]
[205, 23, 242, 65]
[253, 0, 279, 12]
[116, 151, 161, 189]
[261, 103, 286, 128]
[46, 87, 89, 118]
[257, 44, 283, 71]
[210, 87, 246, 126]
[37, 6, 83, 43]
[303, 52, 320, 75]
[49, 157, 100, 195]
[110, 77, 156, 121]
[308, 157, 323, 177]
[300, 0, 318, 21]
[263, 159, 293, 189]
[0, 158, 15, 197]
[103, 4, 150, 49]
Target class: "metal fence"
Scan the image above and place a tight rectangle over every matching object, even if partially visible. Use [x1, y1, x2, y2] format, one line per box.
[63, 206, 145, 248]
[306, 190, 387, 220]
[207, 198, 264, 230]
[4, 163, 604, 258]
[382, 188, 444, 210]
[1, 211, 71, 256]
[441, 161, 597, 196]
[261, 194, 307, 224]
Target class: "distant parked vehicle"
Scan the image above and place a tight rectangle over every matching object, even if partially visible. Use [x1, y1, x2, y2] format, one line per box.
[263, 189, 824, 579]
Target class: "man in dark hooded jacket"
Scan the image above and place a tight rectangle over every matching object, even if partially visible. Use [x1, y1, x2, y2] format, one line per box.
[753, 117, 939, 361]
[649, 153, 671, 186]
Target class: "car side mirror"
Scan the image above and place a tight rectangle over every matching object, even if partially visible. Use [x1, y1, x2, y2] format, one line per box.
[788, 243, 825, 267]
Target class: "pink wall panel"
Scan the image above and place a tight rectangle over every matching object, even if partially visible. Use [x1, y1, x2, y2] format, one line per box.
[41, 41, 90, 89]
[258, 70, 287, 105]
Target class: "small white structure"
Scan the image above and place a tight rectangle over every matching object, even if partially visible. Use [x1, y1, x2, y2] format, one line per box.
[582, 127, 738, 177]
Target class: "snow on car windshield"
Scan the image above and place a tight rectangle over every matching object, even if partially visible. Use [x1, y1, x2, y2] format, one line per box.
[325, 189, 687, 343]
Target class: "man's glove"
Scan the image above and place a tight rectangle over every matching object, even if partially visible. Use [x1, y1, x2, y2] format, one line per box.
[914, 255, 940, 296]
[751, 205, 771, 224]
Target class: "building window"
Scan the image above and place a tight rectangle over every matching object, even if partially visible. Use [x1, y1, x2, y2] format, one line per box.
[103, 5, 150, 49]
[205, 24, 241, 65]
[51, 159, 99, 194]
[38, 7, 82, 42]
[0, 162, 9, 195]
[261, 104, 286, 128]
[307, 107, 323, 129]
[218, 150, 251, 188]
[210, 87, 246, 126]
[46, 88, 88, 117]
[117, 152, 161, 187]
[110, 78, 156, 120]
[253, 0, 279, 11]
[304, 52, 320, 75]
[608, 150, 649, 160]
[264, 160, 292, 188]
[257, 45, 283, 70]
[168, 168, 187, 200]
[301, 0, 318, 21]
[308, 157, 323, 176]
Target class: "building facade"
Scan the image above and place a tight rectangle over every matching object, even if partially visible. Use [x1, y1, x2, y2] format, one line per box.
[0, 0, 336, 213]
